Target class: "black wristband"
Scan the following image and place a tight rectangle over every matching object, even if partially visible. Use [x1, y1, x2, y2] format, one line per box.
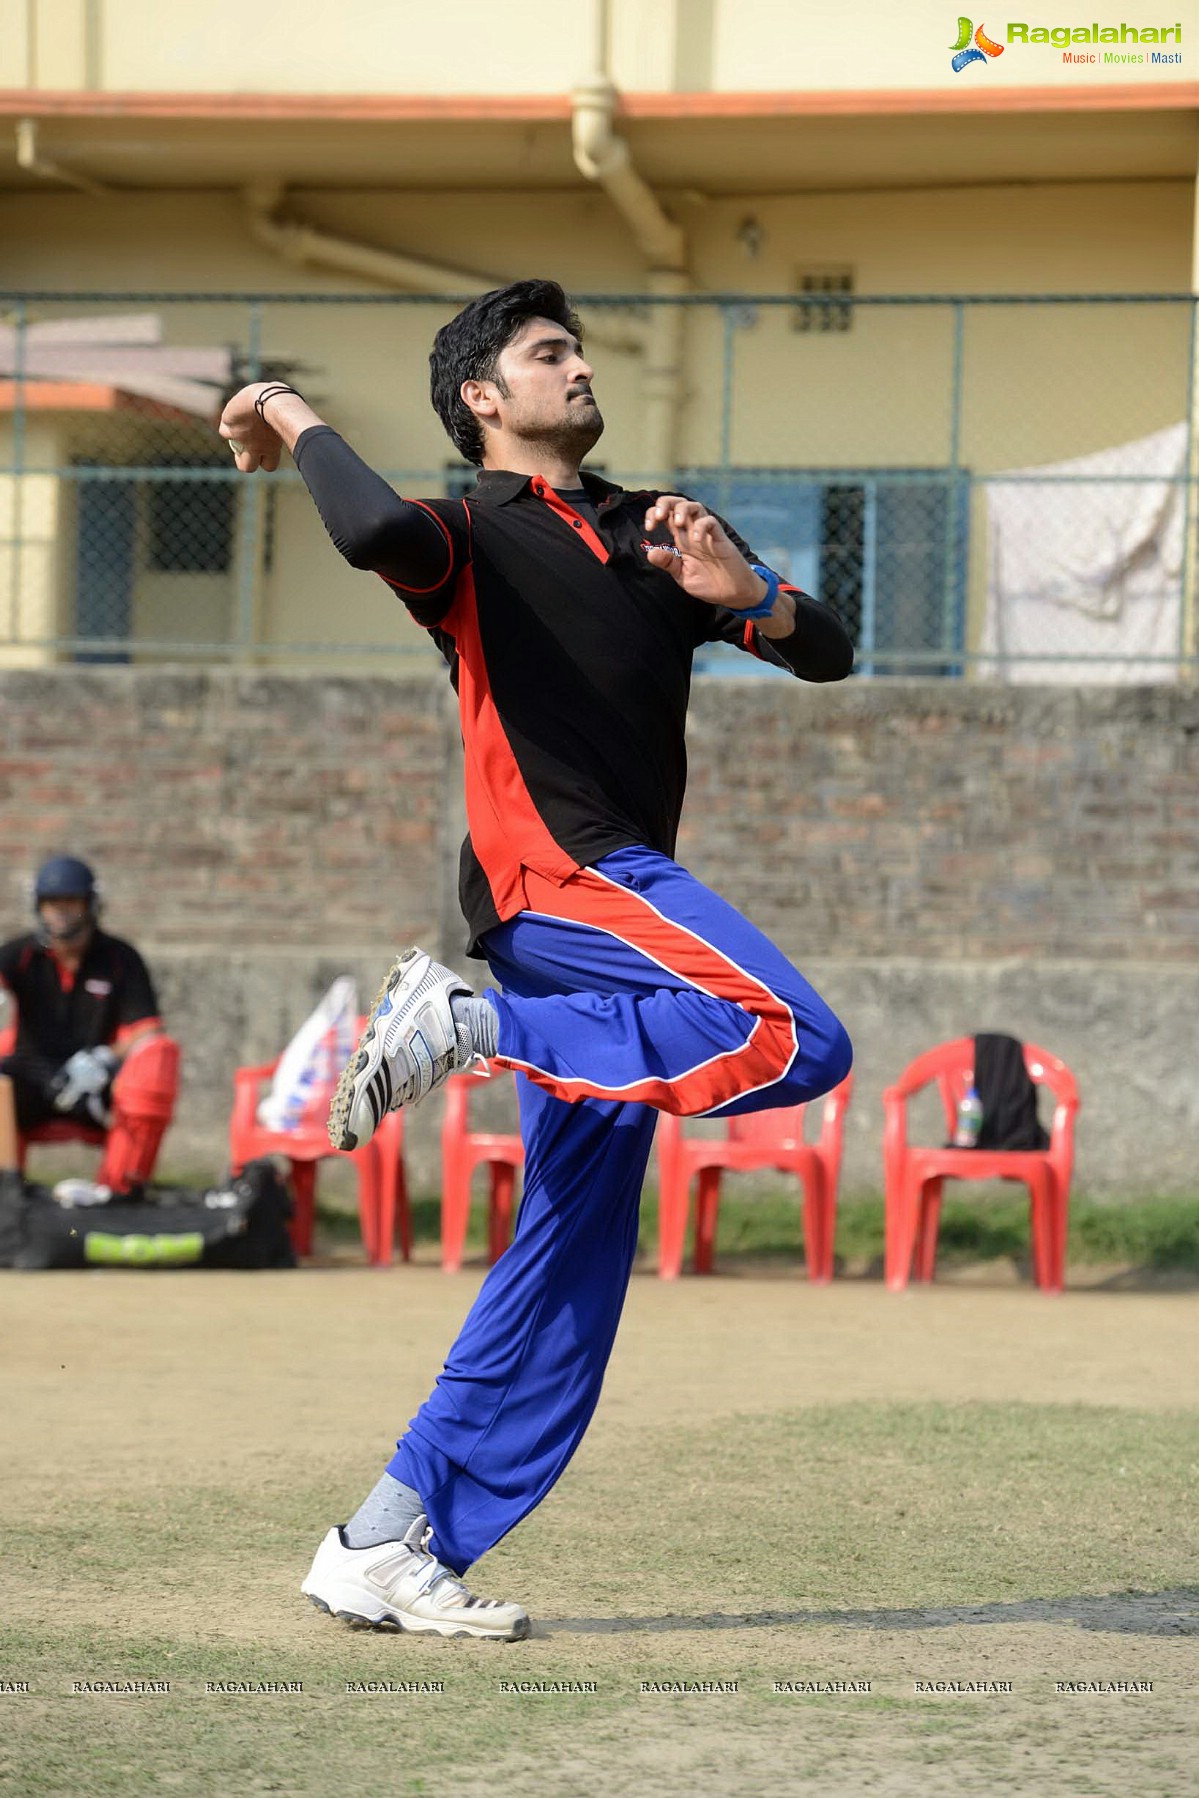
[254, 383, 301, 422]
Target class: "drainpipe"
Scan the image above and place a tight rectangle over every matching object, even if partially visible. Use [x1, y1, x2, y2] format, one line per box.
[15, 118, 108, 198]
[243, 185, 645, 356]
[245, 184, 483, 296]
[572, 65, 687, 482]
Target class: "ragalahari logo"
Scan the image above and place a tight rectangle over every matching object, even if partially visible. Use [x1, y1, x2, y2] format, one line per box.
[950, 17, 1005, 69]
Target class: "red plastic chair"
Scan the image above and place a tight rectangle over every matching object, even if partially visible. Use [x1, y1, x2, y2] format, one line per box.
[883, 1038, 1080, 1294]
[439, 1063, 524, 1274]
[9, 1037, 177, 1186]
[0, 1013, 110, 1175]
[17, 1117, 108, 1175]
[228, 1025, 410, 1266]
[654, 1075, 855, 1282]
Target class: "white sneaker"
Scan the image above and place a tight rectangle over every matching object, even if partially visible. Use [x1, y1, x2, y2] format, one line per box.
[328, 947, 474, 1150]
[51, 1178, 113, 1209]
[301, 1517, 531, 1642]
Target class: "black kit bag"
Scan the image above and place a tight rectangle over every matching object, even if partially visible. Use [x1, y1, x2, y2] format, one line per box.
[972, 1033, 1050, 1152]
[0, 1158, 295, 1271]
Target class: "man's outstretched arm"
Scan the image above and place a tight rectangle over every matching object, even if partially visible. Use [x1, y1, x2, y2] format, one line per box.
[218, 383, 459, 609]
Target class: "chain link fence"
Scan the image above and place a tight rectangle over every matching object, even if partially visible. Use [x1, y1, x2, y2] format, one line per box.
[1, 291, 1194, 678]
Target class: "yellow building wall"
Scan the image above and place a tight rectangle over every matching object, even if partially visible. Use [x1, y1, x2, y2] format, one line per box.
[688, 183, 1190, 471]
[0, 416, 65, 666]
[1, 0, 1192, 94]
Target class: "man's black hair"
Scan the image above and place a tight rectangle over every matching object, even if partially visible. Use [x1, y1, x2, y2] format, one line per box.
[430, 279, 583, 466]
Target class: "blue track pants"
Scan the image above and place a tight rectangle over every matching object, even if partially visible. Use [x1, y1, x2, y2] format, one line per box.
[390, 846, 851, 1572]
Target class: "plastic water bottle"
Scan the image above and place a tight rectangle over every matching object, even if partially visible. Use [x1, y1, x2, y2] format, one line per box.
[953, 1085, 984, 1149]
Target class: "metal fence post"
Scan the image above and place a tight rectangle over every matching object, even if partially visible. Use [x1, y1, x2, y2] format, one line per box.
[235, 298, 264, 660]
[8, 298, 26, 646]
[859, 478, 878, 678]
[717, 302, 735, 521]
[1182, 293, 1198, 674]
[944, 297, 966, 678]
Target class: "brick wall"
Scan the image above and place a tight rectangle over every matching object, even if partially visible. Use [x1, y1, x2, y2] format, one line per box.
[680, 682, 1199, 964]
[2, 669, 1197, 1194]
[0, 669, 446, 950]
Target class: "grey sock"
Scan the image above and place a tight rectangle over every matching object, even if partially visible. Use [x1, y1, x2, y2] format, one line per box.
[451, 993, 499, 1059]
[343, 1472, 426, 1549]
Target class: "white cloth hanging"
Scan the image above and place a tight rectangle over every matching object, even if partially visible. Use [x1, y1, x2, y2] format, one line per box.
[981, 421, 1187, 683]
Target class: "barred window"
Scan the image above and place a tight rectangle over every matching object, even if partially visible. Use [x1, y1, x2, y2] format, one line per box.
[682, 469, 967, 678]
[792, 268, 855, 335]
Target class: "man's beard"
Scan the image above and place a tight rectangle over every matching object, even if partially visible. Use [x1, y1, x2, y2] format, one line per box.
[515, 397, 605, 462]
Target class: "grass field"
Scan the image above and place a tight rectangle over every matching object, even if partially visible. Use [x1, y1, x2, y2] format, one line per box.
[315, 1181, 1199, 1277]
[2, 1251, 1196, 1798]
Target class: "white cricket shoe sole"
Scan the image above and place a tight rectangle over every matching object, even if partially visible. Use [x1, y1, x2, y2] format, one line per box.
[327, 947, 473, 1151]
[301, 1524, 530, 1642]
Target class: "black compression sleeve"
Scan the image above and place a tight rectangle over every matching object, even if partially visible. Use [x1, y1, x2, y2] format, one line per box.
[292, 425, 455, 592]
[753, 593, 855, 683]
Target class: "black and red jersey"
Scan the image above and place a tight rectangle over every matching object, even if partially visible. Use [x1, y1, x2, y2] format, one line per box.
[0, 929, 161, 1065]
[294, 430, 854, 954]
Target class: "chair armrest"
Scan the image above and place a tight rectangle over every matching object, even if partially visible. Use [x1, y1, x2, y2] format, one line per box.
[655, 1112, 681, 1148]
[882, 1087, 907, 1152]
[882, 1086, 909, 1197]
[440, 1075, 469, 1149]
[231, 1062, 276, 1133]
[818, 1075, 852, 1153]
[1047, 1097, 1079, 1187]
[654, 1111, 681, 1195]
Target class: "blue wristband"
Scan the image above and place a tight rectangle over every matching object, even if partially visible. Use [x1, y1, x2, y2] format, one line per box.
[728, 563, 780, 620]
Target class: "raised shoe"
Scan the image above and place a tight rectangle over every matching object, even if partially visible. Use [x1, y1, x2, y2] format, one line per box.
[328, 947, 474, 1151]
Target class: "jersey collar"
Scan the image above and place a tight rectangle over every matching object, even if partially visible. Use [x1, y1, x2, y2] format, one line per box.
[470, 469, 625, 508]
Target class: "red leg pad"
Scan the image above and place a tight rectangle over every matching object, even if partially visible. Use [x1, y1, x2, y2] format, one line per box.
[97, 1036, 181, 1192]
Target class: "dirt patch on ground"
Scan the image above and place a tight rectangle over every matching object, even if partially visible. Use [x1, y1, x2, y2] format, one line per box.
[1, 1268, 1196, 1797]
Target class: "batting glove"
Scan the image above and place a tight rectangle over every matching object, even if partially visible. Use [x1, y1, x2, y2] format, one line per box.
[52, 1046, 118, 1113]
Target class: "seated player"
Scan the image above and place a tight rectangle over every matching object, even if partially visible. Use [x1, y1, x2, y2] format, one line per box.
[0, 856, 180, 1194]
